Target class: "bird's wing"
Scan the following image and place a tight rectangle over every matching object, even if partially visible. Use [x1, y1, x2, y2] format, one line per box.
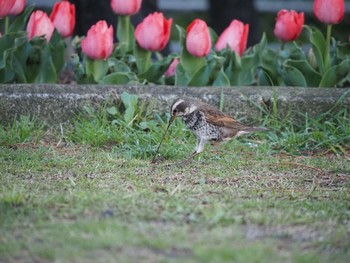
[198, 103, 245, 129]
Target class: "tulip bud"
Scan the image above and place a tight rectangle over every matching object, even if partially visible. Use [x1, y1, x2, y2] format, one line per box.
[186, 19, 211, 57]
[110, 0, 142, 16]
[9, 0, 26, 15]
[135, 12, 172, 52]
[274, 9, 304, 42]
[314, 0, 345, 24]
[0, 0, 16, 18]
[215, 19, 249, 56]
[81, 20, 114, 60]
[50, 0, 76, 38]
[164, 58, 179, 78]
[26, 10, 55, 42]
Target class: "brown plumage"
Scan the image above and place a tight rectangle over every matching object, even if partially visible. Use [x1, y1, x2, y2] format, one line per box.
[170, 98, 267, 163]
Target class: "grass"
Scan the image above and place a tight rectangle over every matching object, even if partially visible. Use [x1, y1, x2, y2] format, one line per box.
[1, 96, 350, 262]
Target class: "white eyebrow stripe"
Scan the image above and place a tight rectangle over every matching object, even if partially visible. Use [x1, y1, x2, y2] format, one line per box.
[188, 105, 197, 113]
[171, 99, 185, 112]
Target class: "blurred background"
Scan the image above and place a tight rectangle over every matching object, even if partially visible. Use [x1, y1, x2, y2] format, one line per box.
[27, 0, 350, 51]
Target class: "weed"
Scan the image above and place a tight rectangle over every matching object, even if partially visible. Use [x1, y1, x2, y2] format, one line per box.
[0, 116, 45, 146]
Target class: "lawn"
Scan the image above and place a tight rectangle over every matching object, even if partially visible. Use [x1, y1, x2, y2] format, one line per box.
[1, 98, 350, 262]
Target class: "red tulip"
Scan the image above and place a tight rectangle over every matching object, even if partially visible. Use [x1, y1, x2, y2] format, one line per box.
[314, 0, 345, 24]
[50, 0, 75, 37]
[164, 58, 179, 78]
[135, 12, 172, 51]
[215, 19, 249, 56]
[81, 20, 114, 60]
[186, 19, 211, 57]
[110, 0, 142, 16]
[274, 9, 304, 42]
[9, 0, 25, 15]
[26, 10, 55, 42]
[0, 0, 16, 18]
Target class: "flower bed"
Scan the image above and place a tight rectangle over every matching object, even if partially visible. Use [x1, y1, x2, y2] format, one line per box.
[0, 0, 349, 87]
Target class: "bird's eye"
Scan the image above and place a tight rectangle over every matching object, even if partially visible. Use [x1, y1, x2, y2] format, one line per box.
[172, 109, 177, 115]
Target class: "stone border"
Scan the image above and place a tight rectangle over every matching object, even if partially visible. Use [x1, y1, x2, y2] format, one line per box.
[0, 84, 349, 125]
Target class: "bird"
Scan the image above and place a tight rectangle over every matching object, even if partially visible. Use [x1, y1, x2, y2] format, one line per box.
[169, 97, 268, 164]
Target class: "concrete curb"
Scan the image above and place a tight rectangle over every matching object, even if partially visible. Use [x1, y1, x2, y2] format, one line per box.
[1, 84, 349, 125]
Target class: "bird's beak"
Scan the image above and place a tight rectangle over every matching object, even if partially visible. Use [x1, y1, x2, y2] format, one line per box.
[167, 115, 176, 129]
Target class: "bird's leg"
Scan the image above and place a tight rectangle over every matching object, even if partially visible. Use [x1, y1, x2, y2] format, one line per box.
[176, 138, 206, 166]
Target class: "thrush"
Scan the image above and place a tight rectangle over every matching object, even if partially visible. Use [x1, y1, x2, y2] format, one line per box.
[170, 98, 268, 163]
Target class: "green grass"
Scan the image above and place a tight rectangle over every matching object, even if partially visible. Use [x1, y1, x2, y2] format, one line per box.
[0, 97, 350, 262]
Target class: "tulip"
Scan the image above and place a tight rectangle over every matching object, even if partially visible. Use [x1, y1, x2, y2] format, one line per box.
[314, 0, 345, 24]
[135, 12, 172, 51]
[26, 10, 55, 42]
[164, 58, 179, 78]
[9, 0, 26, 15]
[215, 19, 249, 56]
[274, 9, 304, 42]
[81, 20, 114, 60]
[110, 0, 142, 16]
[186, 19, 211, 57]
[0, 0, 16, 18]
[50, 0, 75, 37]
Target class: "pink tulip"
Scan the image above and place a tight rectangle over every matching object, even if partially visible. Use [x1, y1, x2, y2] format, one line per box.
[81, 20, 114, 60]
[8, 0, 25, 15]
[186, 19, 211, 57]
[135, 12, 172, 51]
[314, 0, 345, 24]
[164, 58, 179, 78]
[215, 19, 249, 56]
[0, 0, 16, 18]
[50, 0, 75, 38]
[274, 9, 304, 42]
[110, 0, 142, 16]
[26, 10, 55, 42]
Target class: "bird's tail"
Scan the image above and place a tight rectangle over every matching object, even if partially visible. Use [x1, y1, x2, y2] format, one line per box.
[236, 126, 270, 137]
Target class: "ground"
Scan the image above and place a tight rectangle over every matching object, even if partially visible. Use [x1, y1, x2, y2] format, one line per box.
[1, 140, 349, 263]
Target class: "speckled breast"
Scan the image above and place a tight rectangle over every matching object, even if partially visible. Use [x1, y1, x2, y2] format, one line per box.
[182, 111, 221, 140]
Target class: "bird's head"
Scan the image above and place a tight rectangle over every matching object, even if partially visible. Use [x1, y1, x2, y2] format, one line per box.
[170, 99, 198, 118]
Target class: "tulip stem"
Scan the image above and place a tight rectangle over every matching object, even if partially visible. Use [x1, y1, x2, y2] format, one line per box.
[5, 16, 9, 34]
[324, 24, 332, 72]
[117, 15, 132, 54]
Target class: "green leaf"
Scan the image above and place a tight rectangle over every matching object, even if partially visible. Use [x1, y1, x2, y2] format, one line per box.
[319, 59, 350, 87]
[100, 72, 135, 84]
[180, 47, 206, 77]
[134, 43, 151, 74]
[187, 64, 210, 86]
[0, 32, 25, 83]
[175, 25, 186, 46]
[187, 58, 221, 86]
[138, 55, 173, 83]
[335, 41, 350, 60]
[50, 31, 66, 74]
[213, 68, 230, 87]
[24, 38, 57, 83]
[284, 59, 322, 87]
[85, 58, 109, 82]
[279, 62, 307, 87]
[108, 58, 131, 73]
[174, 63, 189, 86]
[304, 25, 327, 74]
[8, 5, 35, 32]
[120, 92, 138, 123]
[222, 48, 241, 85]
[117, 15, 135, 54]
[107, 106, 118, 116]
